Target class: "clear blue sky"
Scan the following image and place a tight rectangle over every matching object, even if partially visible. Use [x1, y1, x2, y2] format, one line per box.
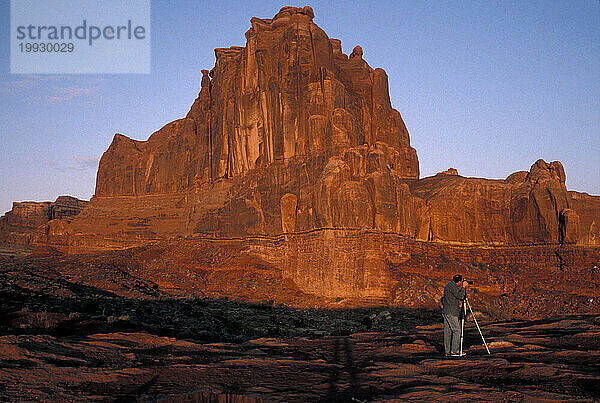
[1, 1, 598, 214]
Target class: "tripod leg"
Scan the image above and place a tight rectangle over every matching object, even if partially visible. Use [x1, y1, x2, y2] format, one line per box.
[466, 298, 490, 355]
[459, 302, 465, 355]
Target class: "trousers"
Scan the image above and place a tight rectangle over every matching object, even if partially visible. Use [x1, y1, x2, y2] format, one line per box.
[442, 313, 461, 354]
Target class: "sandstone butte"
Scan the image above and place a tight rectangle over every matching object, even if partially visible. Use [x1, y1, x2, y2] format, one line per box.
[2, 6, 599, 309]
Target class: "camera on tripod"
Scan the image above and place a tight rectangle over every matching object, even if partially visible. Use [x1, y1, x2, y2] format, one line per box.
[452, 274, 474, 286]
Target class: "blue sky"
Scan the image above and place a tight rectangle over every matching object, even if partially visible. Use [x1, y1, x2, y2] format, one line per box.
[1, 1, 598, 214]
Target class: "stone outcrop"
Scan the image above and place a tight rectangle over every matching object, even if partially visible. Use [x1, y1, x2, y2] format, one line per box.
[96, 6, 417, 196]
[407, 159, 589, 245]
[28, 6, 599, 253]
[83, 6, 421, 243]
[0, 196, 87, 245]
[569, 191, 600, 245]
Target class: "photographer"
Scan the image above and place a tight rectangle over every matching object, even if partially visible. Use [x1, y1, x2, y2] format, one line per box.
[441, 274, 469, 356]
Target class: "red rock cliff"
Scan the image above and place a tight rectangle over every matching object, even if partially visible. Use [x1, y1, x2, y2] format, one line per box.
[407, 159, 585, 245]
[45, 6, 598, 250]
[96, 6, 417, 197]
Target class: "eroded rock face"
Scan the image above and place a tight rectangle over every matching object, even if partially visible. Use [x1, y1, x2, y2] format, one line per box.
[33, 6, 598, 252]
[569, 191, 600, 245]
[0, 196, 86, 245]
[98, 5, 418, 190]
[90, 6, 419, 238]
[407, 159, 583, 245]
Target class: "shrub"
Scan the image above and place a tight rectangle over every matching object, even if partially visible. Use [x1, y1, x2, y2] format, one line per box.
[68, 312, 82, 320]
[177, 327, 197, 340]
[26, 311, 53, 329]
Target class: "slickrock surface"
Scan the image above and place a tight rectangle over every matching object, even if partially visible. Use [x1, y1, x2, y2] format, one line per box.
[1, 313, 598, 402]
[1, 238, 598, 401]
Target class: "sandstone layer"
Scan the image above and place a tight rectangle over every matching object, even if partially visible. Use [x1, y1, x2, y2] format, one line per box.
[8, 234, 599, 319]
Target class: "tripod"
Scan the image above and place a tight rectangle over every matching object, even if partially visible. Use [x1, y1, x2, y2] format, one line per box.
[459, 297, 490, 355]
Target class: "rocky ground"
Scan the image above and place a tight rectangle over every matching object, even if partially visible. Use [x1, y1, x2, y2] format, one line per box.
[1, 312, 599, 401]
[1, 249, 599, 401]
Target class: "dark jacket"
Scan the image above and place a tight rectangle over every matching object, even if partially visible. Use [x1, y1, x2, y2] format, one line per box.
[442, 281, 466, 317]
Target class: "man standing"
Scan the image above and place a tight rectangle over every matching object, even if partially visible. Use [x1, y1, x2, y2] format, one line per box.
[442, 274, 469, 356]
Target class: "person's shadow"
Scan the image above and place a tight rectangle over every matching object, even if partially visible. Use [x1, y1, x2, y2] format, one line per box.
[326, 337, 364, 401]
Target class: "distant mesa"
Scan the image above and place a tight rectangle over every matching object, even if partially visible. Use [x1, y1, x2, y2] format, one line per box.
[0, 196, 86, 245]
[437, 168, 459, 176]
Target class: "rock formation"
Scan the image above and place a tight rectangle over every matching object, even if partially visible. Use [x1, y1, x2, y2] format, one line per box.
[3, 6, 595, 308]
[84, 6, 420, 243]
[408, 159, 585, 245]
[1, 17, 599, 403]
[39, 6, 598, 252]
[569, 191, 600, 245]
[0, 196, 87, 245]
